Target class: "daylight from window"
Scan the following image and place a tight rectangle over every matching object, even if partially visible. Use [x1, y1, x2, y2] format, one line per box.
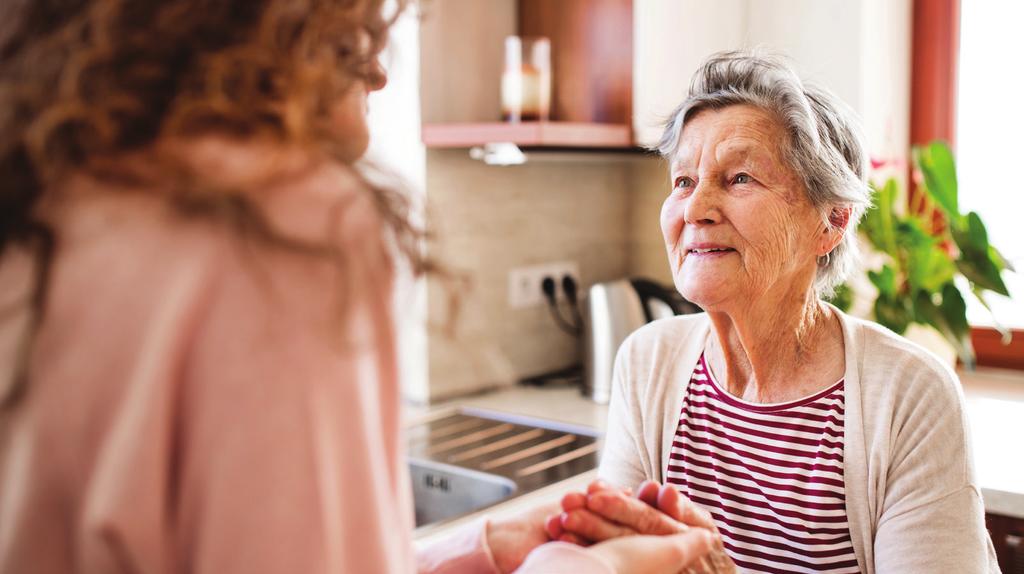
[957, 2, 1024, 328]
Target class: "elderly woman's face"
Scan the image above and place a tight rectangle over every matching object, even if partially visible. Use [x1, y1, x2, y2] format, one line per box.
[660, 105, 826, 310]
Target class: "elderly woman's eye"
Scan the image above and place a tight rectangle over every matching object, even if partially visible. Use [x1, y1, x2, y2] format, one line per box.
[732, 173, 753, 185]
[674, 176, 695, 189]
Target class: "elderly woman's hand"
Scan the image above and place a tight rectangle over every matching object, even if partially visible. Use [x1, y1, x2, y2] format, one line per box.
[546, 480, 735, 573]
[547, 480, 716, 541]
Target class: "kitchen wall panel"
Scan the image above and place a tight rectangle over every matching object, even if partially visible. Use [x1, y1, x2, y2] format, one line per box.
[425, 151, 637, 400]
[626, 157, 673, 286]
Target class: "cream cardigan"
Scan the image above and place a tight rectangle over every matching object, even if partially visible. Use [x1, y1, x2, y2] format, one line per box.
[597, 311, 1001, 573]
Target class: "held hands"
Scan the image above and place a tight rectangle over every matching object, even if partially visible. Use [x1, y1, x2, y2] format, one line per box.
[546, 479, 716, 542]
[486, 479, 733, 574]
[545, 479, 736, 574]
[487, 497, 716, 574]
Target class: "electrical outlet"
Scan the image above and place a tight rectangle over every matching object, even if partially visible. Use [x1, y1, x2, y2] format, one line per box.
[508, 261, 581, 308]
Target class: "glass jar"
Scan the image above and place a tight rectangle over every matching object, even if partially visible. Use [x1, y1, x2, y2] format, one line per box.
[501, 36, 551, 122]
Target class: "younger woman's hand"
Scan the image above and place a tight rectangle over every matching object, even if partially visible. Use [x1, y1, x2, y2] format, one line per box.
[487, 500, 560, 573]
[583, 528, 717, 574]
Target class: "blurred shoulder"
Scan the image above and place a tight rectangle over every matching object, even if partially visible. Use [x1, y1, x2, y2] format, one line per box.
[44, 159, 386, 316]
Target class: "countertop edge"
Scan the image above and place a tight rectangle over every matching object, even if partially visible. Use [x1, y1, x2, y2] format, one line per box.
[982, 487, 1024, 520]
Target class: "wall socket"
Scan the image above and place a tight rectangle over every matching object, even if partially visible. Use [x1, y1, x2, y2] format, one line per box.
[508, 261, 581, 309]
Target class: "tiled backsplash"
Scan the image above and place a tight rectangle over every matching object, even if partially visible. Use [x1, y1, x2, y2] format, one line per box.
[425, 150, 673, 401]
[627, 155, 674, 286]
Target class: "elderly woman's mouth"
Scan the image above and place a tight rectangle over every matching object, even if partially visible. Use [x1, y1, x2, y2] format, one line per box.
[687, 246, 736, 256]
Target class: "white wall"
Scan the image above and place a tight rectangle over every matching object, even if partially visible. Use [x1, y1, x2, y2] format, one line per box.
[633, 0, 912, 174]
[632, 0, 747, 146]
[859, 0, 912, 190]
[365, 4, 429, 403]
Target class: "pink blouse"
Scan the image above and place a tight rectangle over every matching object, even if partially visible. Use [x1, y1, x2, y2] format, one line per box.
[0, 161, 607, 573]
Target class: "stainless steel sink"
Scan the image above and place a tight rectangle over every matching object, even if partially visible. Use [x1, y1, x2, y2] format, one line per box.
[409, 458, 518, 526]
[408, 407, 600, 528]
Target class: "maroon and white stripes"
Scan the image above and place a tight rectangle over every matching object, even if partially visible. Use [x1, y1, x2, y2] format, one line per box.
[666, 354, 860, 573]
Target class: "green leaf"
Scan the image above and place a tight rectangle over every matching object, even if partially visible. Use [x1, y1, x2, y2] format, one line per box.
[947, 211, 1010, 295]
[874, 294, 911, 334]
[912, 289, 973, 366]
[913, 141, 960, 220]
[939, 283, 971, 342]
[891, 216, 971, 295]
[824, 282, 853, 312]
[964, 211, 990, 251]
[991, 246, 1016, 272]
[907, 242, 956, 294]
[861, 179, 901, 260]
[956, 257, 1010, 296]
[969, 286, 1012, 342]
[912, 290, 942, 330]
[951, 212, 991, 262]
[893, 217, 934, 250]
[868, 265, 897, 298]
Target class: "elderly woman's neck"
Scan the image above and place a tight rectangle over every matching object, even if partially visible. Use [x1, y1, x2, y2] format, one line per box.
[705, 293, 841, 403]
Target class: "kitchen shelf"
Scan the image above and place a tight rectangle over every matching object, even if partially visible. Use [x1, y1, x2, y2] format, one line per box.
[421, 121, 633, 149]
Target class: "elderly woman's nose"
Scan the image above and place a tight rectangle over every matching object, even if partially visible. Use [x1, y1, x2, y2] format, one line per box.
[683, 181, 721, 225]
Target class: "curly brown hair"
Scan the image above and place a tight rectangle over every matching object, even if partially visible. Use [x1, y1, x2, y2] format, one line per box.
[0, 0, 436, 408]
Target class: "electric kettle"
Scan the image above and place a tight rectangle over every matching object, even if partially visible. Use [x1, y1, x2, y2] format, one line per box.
[581, 278, 699, 403]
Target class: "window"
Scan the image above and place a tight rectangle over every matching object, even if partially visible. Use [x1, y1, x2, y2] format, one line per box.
[956, 3, 1024, 330]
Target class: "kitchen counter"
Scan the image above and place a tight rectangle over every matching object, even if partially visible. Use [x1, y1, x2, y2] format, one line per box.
[408, 367, 1024, 545]
[958, 367, 1024, 520]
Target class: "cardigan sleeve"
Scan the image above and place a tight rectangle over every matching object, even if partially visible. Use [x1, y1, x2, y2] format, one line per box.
[415, 520, 501, 574]
[870, 356, 1000, 573]
[597, 333, 650, 491]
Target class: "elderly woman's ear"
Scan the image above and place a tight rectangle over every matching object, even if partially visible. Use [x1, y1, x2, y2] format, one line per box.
[821, 206, 853, 255]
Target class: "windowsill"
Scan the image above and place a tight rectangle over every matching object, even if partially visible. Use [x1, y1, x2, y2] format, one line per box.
[971, 327, 1024, 371]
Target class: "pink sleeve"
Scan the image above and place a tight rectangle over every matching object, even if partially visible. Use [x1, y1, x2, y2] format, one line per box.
[515, 542, 615, 574]
[416, 519, 501, 574]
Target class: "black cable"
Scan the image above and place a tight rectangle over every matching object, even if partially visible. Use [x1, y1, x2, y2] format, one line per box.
[542, 276, 581, 336]
[561, 274, 585, 328]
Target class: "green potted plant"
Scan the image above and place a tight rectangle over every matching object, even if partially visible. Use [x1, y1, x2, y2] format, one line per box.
[832, 141, 1014, 368]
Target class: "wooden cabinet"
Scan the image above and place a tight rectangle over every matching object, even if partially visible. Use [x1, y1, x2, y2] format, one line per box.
[518, 0, 632, 125]
[988, 513, 1024, 573]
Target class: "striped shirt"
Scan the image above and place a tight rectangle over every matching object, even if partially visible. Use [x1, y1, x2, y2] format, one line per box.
[666, 353, 860, 573]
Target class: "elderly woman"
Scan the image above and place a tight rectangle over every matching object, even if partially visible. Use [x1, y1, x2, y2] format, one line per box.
[555, 52, 1000, 573]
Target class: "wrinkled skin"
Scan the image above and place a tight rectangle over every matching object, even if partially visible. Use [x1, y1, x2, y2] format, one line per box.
[660, 105, 833, 315]
[546, 480, 736, 573]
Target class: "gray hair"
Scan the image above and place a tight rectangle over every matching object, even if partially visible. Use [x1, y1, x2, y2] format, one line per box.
[656, 51, 871, 297]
